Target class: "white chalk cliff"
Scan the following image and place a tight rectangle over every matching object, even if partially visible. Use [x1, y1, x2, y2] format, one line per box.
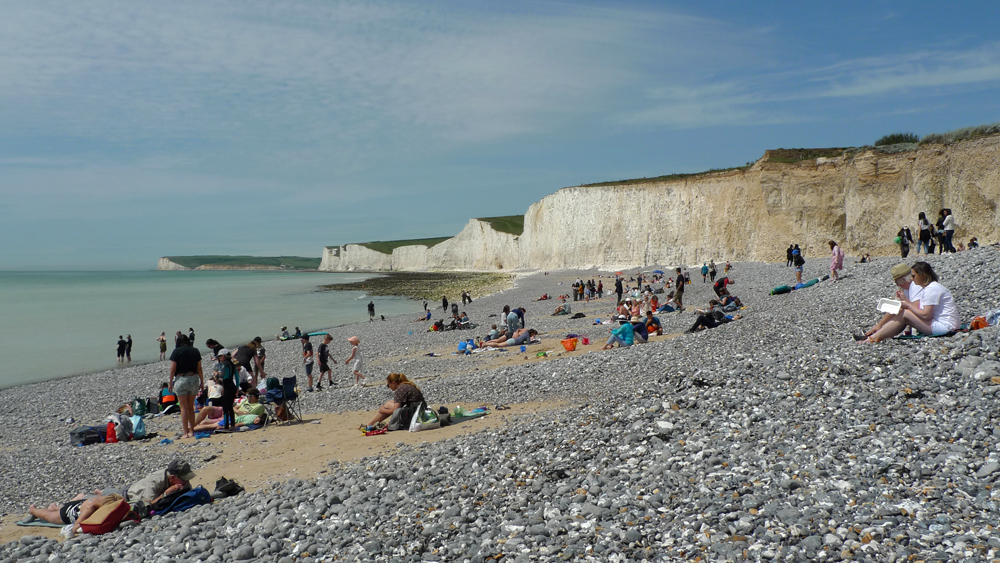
[319, 136, 1000, 271]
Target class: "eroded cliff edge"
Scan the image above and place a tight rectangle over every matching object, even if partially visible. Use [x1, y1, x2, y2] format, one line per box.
[321, 136, 1000, 271]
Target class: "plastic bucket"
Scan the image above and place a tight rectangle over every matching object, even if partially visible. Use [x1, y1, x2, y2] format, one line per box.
[581, 337, 590, 346]
[561, 338, 579, 351]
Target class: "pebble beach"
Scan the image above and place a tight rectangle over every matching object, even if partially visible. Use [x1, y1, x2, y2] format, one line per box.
[2, 247, 1000, 562]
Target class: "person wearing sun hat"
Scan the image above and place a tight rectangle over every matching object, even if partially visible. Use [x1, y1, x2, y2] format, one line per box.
[630, 316, 649, 344]
[344, 336, 365, 387]
[855, 263, 918, 341]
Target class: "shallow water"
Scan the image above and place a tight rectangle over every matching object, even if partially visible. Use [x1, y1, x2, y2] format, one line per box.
[0, 270, 416, 389]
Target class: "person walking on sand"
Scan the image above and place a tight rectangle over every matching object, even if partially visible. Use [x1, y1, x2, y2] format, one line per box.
[156, 332, 167, 361]
[829, 240, 845, 281]
[125, 335, 133, 362]
[368, 301, 375, 323]
[116, 336, 127, 363]
[317, 334, 337, 390]
[301, 334, 315, 392]
[345, 336, 365, 387]
[708, 260, 717, 283]
[442, 296, 448, 312]
[786, 245, 794, 267]
[673, 268, 686, 311]
[614, 277, 623, 304]
[701, 263, 708, 282]
[917, 212, 932, 254]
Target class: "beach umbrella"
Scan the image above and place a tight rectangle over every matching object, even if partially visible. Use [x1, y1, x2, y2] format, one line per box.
[615, 271, 623, 275]
[652, 270, 664, 274]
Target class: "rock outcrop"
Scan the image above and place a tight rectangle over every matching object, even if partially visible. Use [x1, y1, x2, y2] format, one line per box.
[319, 136, 1000, 271]
[157, 258, 190, 270]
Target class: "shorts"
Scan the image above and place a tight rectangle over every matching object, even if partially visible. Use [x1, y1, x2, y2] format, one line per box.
[319, 362, 331, 373]
[304, 362, 314, 376]
[59, 499, 86, 524]
[173, 374, 200, 396]
[506, 338, 516, 346]
[930, 321, 955, 336]
[795, 265, 803, 273]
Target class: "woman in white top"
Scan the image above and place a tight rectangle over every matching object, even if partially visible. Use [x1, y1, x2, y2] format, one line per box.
[916, 212, 932, 254]
[942, 208, 956, 253]
[866, 261, 960, 342]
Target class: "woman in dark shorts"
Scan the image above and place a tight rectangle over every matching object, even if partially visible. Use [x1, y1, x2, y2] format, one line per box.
[364, 373, 425, 429]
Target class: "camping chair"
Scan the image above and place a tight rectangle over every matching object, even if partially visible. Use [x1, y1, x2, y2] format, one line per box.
[261, 376, 301, 425]
[280, 376, 302, 422]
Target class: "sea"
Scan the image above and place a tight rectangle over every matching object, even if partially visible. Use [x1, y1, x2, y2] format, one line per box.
[0, 270, 418, 390]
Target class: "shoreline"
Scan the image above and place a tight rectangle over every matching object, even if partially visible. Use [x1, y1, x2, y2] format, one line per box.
[3, 250, 999, 560]
[319, 270, 514, 300]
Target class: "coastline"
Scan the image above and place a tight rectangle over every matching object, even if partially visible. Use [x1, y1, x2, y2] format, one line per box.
[3, 250, 1000, 561]
[319, 270, 514, 300]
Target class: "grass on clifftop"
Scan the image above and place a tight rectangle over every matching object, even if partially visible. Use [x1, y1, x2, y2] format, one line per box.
[359, 237, 451, 255]
[166, 256, 320, 269]
[477, 215, 524, 236]
[321, 271, 511, 301]
[579, 165, 749, 187]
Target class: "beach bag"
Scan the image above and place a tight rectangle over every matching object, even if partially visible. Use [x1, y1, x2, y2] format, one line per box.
[770, 285, 793, 295]
[145, 397, 159, 415]
[70, 426, 105, 446]
[79, 497, 129, 535]
[389, 401, 423, 431]
[409, 406, 441, 432]
[970, 316, 988, 330]
[130, 415, 146, 438]
[793, 254, 805, 267]
[107, 413, 133, 442]
[131, 398, 147, 417]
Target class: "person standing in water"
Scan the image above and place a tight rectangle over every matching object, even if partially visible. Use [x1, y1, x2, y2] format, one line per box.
[156, 332, 168, 361]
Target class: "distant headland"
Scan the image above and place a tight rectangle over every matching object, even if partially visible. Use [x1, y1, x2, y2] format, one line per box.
[157, 256, 321, 271]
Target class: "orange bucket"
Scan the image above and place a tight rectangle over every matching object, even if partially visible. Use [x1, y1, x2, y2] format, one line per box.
[561, 338, 578, 351]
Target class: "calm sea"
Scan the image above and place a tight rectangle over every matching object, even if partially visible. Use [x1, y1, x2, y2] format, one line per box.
[0, 270, 416, 389]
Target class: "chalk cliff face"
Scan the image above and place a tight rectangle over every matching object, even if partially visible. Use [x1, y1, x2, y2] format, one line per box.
[318, 136, 1000, 271]
[157, 258, 189, 270]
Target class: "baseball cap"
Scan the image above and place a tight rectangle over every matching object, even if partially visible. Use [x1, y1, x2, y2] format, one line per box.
[167, 460, 196, 481]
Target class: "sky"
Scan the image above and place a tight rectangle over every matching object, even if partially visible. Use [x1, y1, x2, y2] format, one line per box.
[1, 1, 999, 270]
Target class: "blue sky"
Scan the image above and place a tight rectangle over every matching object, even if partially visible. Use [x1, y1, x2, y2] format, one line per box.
[2, 1, 999, 269]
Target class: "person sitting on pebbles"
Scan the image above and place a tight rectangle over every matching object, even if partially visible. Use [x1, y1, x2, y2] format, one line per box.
[858, 261, 960, 342]
[483, 328, 538, 348]
[362, 373, 425, 431]
[603, 318, 635, 349]
[686, 299, 741, 333]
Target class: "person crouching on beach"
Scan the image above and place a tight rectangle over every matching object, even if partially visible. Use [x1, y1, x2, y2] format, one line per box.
[362, 373, 424, 431]
[168, 334, 203, 439]
[345, 336, 365, 387]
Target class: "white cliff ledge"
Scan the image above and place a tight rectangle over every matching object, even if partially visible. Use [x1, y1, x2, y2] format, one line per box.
[327, 136, 999, 272]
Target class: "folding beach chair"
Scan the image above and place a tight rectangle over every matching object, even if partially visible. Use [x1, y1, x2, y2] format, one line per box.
[280, 376, 301, 423]
[261, 376, 301, 425]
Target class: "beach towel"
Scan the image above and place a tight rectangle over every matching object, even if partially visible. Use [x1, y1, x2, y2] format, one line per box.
[16, 519, 64, 528]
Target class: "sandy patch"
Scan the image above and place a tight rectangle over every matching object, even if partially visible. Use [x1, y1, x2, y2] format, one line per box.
[0, 400, 564, 545]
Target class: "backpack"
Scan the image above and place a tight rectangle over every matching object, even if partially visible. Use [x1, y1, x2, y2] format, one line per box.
[79, 498, 130, 535]
[793, 254, 805, 267]
[107, 413, 134, 441]
[155, 486, 212, 515]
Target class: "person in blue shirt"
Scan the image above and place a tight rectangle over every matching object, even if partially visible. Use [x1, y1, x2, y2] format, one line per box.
[645, 310, 663, 336]
[603, 319, 635, 349]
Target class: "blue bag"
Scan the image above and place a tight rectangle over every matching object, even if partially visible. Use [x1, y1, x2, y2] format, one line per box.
[157, 486, 212, 515]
